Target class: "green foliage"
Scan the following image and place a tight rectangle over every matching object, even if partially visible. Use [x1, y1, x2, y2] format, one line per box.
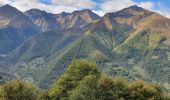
[2, 79, 39, 100]
[44, 60, 169, 100]
[96, 75, 114, 100]
[163, 93, 170, 100]
[37, 91, 50, 100]
[114, 29, 164, 58]
[0, 85, 3, 99]
[69, 75, 98, 100]
[47, 59, 100, 99]
[128, 80, 163, 100]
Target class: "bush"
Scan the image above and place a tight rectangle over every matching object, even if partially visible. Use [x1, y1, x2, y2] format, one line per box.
[128, 80, 163, 100]
[2, 80, 38, 100]
[0, 85, 3, 99]
[163, 93, 170, 100]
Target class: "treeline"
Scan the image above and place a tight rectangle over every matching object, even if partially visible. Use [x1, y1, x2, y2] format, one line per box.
[0, 59, 170, 100]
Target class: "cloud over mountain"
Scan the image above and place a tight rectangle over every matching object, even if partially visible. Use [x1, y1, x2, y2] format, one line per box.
[0, 0, 170, 18]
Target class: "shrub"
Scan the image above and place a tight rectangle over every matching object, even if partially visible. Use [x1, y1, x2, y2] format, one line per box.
[128, 80, 163, 100]
[3, 80, 38, 100]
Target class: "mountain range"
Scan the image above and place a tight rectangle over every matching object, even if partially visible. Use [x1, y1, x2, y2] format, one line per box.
[0, 4, 170, 90]
[0, 4, 100, 55]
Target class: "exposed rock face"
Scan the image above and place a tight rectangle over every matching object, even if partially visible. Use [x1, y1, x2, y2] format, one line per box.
[25, 9, 101, 32]
[25, 9, 59, 32]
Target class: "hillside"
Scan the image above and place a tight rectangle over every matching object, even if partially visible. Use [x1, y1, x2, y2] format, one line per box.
[0, 4, 38, 54]
[1, 5, 170, 90]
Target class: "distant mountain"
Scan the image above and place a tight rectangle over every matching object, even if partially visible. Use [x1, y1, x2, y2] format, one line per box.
[24, 9, 59, 32]
[56, 9, 101, 28]
[25, 9, 101, 32]
[2, 5, 170, 90]
[0, 4, 100, 54]
[0, 4, 38, 54]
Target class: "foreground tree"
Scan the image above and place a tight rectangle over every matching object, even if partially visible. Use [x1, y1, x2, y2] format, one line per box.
[3, 80, 38, 100]
[69, 75, 98, 100]
[164, 93, 170, 100]
[47, 59, 100, 99]
[0, 85, 3, 99]
[128, 80, 163, 100]
[98, 76, 130, 100]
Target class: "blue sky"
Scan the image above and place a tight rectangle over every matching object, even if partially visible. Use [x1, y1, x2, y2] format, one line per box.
[0, 0, 170, 18]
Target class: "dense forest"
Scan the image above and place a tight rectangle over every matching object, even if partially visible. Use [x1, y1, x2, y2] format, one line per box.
[0, 59, 170, 100]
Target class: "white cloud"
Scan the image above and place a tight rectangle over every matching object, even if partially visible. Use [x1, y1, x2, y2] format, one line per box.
[93, 10, 106, 17]
[156, 10, 170, 18]
[0, 0, 12, 5]
[11, 0, 78, 13]
[52, 0, 96, 9]
[93, 0, 170, 18]
[0, 0, 170, 18]
[96, 0, 155, 16]
[138, 1, 154, 10]
[154, 3, 170, 18]
[0, 0, 96, 14]
[100, 0, 134, 12]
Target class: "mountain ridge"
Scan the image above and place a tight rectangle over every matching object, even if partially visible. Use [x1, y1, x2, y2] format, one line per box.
[0, 4, 101, 54]
[25, 8, 101, 32]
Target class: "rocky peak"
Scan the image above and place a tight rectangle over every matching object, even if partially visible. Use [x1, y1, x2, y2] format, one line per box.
[25, 9, 48, 17]
[0, 4, 22, 15]
[124, 5, 145, 12]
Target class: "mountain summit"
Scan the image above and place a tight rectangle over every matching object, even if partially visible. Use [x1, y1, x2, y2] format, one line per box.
[25, 8, 101, 32]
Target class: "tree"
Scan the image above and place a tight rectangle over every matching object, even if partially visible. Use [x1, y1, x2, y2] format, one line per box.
[97, 76, 129, 100]
[48, 59, 100, 99]
[97, 75, 114, 100]
[128, 80, 163, 100]
[163, 93, 170, 100]
[3, 79, 38, 100]
[0, 85, 3, 99]
[69, 75, 98, 100]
